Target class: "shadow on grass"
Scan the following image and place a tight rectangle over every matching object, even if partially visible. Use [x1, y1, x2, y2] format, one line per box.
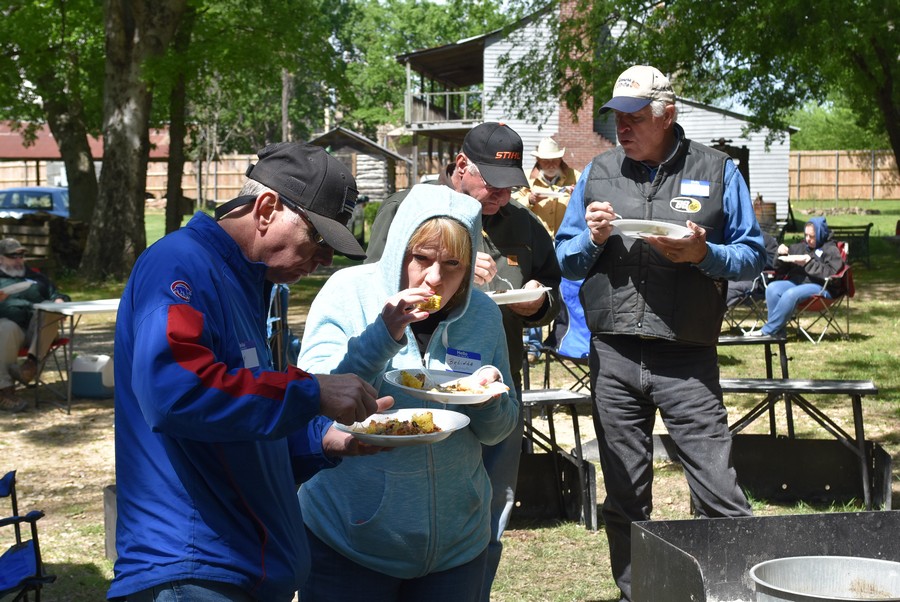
[41, 561, 110, 602]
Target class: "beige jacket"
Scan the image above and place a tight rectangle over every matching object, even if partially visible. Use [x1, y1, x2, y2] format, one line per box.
[513, 163, 581, 237]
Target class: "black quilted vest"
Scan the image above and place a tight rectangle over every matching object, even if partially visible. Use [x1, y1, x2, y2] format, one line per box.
[580, 125, 729, 346]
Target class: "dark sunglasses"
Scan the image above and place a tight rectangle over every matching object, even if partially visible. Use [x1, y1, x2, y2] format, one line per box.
[3, 252, 25, 259]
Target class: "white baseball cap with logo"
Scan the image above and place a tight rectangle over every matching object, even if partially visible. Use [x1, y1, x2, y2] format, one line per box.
[598, 65, 676, 114]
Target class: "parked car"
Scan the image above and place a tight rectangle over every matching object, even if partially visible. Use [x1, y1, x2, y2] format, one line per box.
[0, 186, 70, 219]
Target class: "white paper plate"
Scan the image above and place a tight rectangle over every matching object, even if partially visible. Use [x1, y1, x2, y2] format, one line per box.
[383, 369, 509, 405]
[0, 281, 33, 295]
[334, 408, 470, 447]
[485, 286, 551, 306]
[531, 190, 566, 198]
[778, 255, 808, 262]
[613, 219, 692, 239]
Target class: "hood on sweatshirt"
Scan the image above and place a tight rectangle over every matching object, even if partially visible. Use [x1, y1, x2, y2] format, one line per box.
[377, 184, 483, 319]
[806, 216, 831, 249]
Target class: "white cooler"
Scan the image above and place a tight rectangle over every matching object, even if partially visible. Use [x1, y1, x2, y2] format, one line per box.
[71, 354, 114, 398]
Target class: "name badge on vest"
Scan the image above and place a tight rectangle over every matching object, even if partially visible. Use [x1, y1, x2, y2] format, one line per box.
[680, 179, 711, 198]
[446, 348, 482, 374]
[240, 341, 260, 369]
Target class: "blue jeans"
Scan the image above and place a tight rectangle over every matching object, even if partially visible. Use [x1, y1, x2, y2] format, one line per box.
[762, 281, 829, 336]
[127, 580, 261, 602]
[589, 335, 751, 601]
[301, 526, 487, 601]
[523, 326, 542, 357]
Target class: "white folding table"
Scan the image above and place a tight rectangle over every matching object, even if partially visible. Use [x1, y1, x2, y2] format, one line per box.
[33, 298, 120, 412]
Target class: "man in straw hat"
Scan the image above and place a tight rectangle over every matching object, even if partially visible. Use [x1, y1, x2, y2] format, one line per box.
[109, 142, 394, 602]
[514, 137, 581, 237]
[555, 65, 766, 602]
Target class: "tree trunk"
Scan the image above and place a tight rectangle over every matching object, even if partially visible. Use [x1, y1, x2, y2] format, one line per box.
[43, 104, 99, 224]
[80, 0, 186, 280]
[165, 7, 195, 235]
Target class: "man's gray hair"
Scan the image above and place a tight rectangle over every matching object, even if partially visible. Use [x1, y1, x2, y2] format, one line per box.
[650, 99, 677, 121]
[237, 179, 302, 224]
[239, 179, 271, 197]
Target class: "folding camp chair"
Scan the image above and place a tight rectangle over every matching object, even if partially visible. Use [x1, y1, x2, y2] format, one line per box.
[0, 471, 56, 601]
[519, 278, 597, 530]
[17, 325, 70, 412]
[788, 241, 853, 345]
[791, 262, 854, 344]
[523, 277, 591, 392]
[722, 274, 768, 335]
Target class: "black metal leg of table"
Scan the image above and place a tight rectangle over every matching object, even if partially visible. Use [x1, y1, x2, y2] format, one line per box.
[851, 394, 872, 510]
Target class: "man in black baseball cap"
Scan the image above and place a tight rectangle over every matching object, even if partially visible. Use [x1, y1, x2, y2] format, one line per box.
[216, 142, 365, 260]
[109, 140, 392, 602]
[363, 122, 561, 601]
[461, 122, 530, 189]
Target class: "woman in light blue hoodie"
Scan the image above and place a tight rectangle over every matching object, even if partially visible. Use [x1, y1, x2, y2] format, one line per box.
[297, 185, 519, 601]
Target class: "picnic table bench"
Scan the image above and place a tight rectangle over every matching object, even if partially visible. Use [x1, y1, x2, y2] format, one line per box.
[830, 223, 873, 268]
[720, 378, 880, 509]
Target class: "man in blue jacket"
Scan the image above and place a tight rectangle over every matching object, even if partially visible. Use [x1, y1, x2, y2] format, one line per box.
[109, 143, 393, 602]
[555, 65, 766, 602]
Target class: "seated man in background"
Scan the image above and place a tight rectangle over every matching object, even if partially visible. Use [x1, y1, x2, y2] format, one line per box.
[0, 238, 69, 412]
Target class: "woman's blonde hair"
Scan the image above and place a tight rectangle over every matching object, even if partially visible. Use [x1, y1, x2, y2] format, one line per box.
[407, 217, 472, 309]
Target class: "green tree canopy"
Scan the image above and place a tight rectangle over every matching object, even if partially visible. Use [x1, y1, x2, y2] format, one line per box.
[790, 100, 891, 151]
[338, 0, 511, 138]
[500, 0, 899, 172]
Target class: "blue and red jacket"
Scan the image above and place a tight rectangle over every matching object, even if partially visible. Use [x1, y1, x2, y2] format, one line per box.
[109, 212, 331, 601]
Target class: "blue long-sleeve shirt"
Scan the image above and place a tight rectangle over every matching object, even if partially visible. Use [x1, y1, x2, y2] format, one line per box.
[556, 160, 765, 282]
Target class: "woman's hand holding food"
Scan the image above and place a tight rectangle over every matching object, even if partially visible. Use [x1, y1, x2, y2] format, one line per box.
[382, 287, 440, 341]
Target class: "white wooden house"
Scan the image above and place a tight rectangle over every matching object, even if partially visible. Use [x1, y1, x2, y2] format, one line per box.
[397, 12, 794, 223]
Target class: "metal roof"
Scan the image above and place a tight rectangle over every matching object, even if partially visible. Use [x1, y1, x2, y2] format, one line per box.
[308, 126, 410, 164]
[396, 35, 487, 89]
[0, 122, 172, 160]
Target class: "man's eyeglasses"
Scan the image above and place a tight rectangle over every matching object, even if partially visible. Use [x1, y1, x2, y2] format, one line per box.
[3, 252, 25, 259]
[284, 199, 329, 249]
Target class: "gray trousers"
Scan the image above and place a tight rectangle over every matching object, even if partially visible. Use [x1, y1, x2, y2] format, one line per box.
[589, 335, 751, 601]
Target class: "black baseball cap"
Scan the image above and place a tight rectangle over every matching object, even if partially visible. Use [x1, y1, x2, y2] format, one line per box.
[218, 142, 365, 259]
[462, 123, 529, 188]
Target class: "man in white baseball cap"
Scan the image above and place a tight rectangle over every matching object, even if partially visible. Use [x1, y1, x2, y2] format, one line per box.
[555, 64, 766, 601]
[598, 64, 676, 114]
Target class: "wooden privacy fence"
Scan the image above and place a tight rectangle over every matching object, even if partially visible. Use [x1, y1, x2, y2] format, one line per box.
[790, 150, 898, 201]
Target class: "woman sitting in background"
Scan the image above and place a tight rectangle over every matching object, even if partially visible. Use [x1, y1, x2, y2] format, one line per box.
[749, 216, 844, 338]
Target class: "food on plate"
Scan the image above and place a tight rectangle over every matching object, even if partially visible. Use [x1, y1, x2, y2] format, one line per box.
[639, 225, 671, 236]
[357, 412, 442, 435]
[415, 294, 441, 312]
[400, 370, 426, 389]
[430, 379, 488, 394]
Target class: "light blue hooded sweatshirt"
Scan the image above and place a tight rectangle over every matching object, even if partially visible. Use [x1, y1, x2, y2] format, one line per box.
[297, 185, 519, 578]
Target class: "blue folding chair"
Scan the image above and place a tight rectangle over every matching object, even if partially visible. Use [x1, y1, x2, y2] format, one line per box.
[0, 470, 55, 601]
[524, 277, 591, 392]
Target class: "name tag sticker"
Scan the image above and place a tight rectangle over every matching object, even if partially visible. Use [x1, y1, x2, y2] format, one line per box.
[680, 179, 711, 197]
[446, 348, 482, 374]
[240, 341, 260, 369]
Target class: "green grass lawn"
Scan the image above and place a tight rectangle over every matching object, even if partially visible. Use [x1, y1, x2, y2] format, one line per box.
[35, 200, 899, 602]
